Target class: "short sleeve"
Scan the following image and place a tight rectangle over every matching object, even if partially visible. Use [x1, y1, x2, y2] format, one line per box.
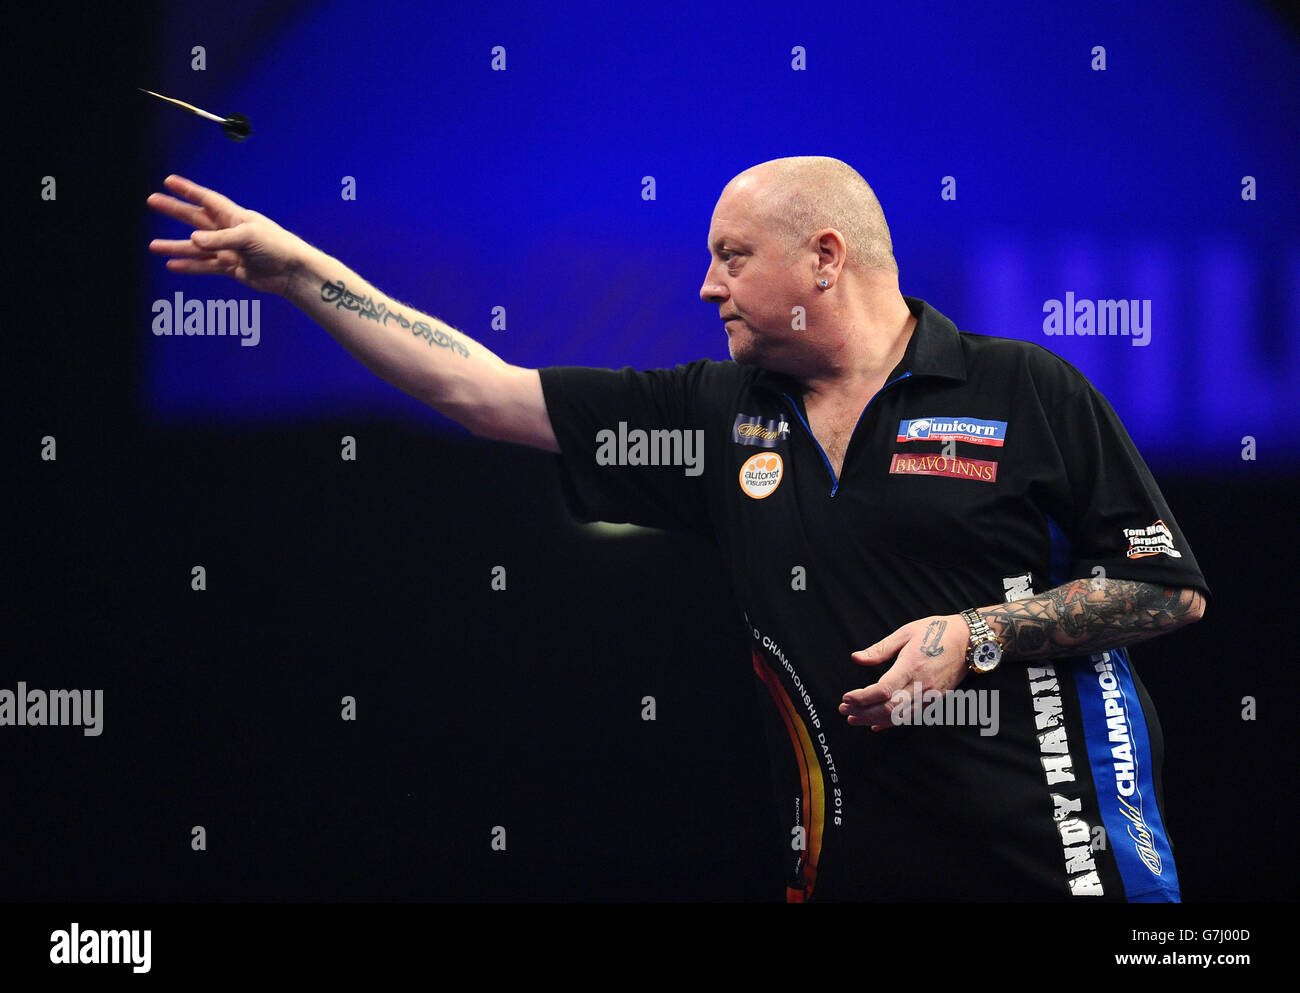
[1046, 377, 1210, 598]
[537, 362, 716, 536]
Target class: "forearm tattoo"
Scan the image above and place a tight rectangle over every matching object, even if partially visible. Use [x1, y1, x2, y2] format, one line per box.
[320, 279, 470, 358]
[980, 579, 1204, 661]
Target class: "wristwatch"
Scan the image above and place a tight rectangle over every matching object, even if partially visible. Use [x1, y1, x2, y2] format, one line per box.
[960, 608, 1003, 674]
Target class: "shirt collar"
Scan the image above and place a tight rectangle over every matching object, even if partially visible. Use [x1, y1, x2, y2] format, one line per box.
[753, 295, 967, 395]
[894, 296, 967, 382]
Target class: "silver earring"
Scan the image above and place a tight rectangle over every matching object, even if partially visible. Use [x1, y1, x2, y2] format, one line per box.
[819, 280, 829, 288]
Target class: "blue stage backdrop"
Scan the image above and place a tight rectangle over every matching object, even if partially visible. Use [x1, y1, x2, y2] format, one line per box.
[142, 0, 1299, 469]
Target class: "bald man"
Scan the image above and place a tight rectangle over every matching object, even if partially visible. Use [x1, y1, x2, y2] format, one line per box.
[148, 157, 1208, 901]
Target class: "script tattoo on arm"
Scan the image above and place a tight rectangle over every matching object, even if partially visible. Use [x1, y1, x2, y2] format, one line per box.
[979, 579, 1205, 662]
[320, 279, 470, 358]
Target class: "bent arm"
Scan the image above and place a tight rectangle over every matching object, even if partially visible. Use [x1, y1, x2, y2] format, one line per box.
[977, 578, 1206, 662]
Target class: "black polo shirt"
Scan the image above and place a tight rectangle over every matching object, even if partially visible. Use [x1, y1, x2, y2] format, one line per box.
[538, 296, 1209, 902]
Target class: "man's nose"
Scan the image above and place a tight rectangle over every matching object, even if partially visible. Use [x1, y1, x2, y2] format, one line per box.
[699, 268, 727, 303]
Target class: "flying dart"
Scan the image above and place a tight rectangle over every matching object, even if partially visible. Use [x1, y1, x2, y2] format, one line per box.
[138, 88, 252, 141]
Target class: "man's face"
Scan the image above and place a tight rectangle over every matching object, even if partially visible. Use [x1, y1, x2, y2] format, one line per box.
[699, 176, 806, 368]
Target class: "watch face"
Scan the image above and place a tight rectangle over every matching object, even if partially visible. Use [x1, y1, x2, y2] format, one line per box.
[973, 641, 1002, 672]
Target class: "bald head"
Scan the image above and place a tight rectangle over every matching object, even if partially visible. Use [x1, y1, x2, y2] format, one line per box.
[726, 156, 897, 276]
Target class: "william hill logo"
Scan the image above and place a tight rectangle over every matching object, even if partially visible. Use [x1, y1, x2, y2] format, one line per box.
[732, 413, 790, 449]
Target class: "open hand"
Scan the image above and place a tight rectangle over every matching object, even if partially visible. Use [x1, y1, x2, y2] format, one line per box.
[838, 614, 971, 730]
[147, 174, 307, 297]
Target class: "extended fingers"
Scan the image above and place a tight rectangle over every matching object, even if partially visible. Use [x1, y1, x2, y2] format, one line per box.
[146, 192, 216, 229]
[838, 698, 896, 729]
[163, 257, 233, 276]
[841, 684, 892, 708]
[841, 667, 922, 731]
[149, 237, 214, 258]
[189, 225, 252, 251]
[840, 684, 902, 728]
[162, 174, 245, 216]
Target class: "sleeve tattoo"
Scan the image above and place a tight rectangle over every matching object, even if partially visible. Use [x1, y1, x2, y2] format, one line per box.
[979, 579, 1205, 661]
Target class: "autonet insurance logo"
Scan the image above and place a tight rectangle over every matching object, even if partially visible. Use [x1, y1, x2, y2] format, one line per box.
[739, 453, 784, 498]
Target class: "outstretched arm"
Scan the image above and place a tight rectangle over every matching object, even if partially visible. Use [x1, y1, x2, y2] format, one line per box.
[147, 174, 559, 451]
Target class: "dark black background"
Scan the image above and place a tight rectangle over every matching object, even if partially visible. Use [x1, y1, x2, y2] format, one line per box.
[5, 2, 1293, 978]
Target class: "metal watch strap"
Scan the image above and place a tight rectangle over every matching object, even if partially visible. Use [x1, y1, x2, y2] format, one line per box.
[961, 608, 999, 669]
